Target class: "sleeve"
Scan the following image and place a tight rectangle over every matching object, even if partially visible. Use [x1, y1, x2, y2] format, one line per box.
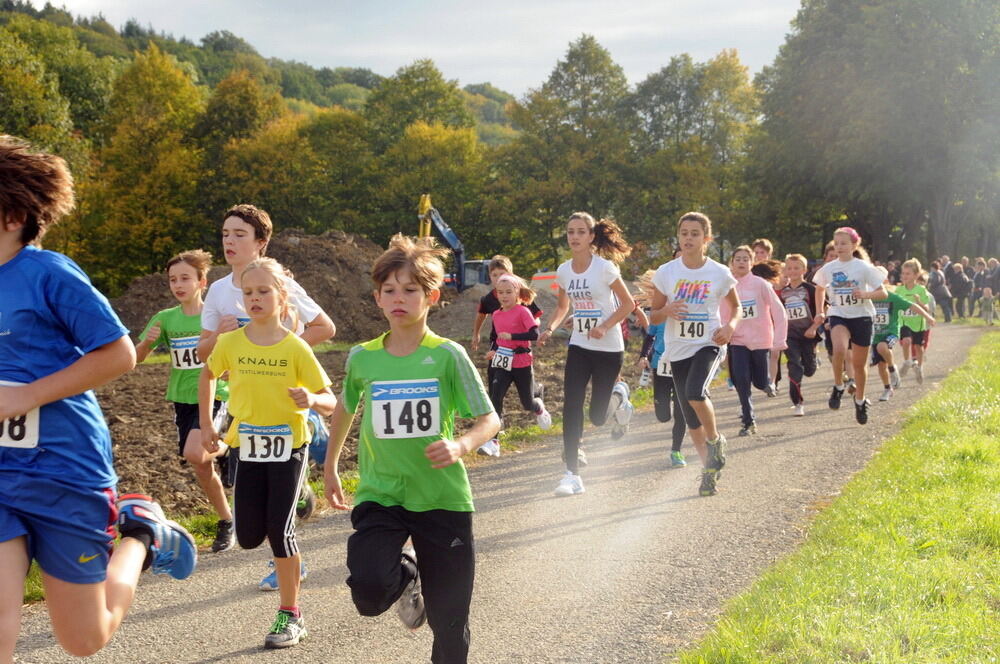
[205, 333, 231, 376]
[640, 332, 655, 359]
[45, 257, 129, 354]
[528, 301, 543, 318]
[555, 264, 568, 291]
[510, 329, 539, 341]
[200, 283, 221, 332]
[866, 263, 886, 290]
[721, 266, 738, 296]
[340, 347, 363, 414]
[889, 292, 913, 312]
[604, 258, 622, 286]
[812, 264, 830, 287]
[651, 265, 670, 298]
[139, 311, 166, 350]
[519, 306, 537, 330]
[446, 342, 493, 419]
[767, 284, 788, 347]
[296, 343, 332, 393]
[286, 277, 324, 324]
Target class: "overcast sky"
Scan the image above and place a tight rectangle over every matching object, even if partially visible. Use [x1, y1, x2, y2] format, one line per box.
[59, 0, 802, 95]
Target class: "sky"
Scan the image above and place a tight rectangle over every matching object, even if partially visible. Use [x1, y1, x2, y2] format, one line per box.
[59, 0, 803, 95]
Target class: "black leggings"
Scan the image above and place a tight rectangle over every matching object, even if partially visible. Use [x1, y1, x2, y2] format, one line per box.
[785, 336, 819, 405]
[652, 373, 686, 451]
[670, 346, 724, 431]
[728, 345, 770, 427]
[233, 447, 307, 558]
[347, 502, 475, 664]
[562, 344, 623, 473]
[489, 365, 537, 418]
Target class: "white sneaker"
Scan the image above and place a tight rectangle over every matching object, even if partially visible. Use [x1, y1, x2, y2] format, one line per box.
[477, 438, 501, 457]
[914, 363, 924, 384]
[879, 387, 893, 402]
[534, 398, 552, 430]
[396, 545, 426, 630]
[889, 369, 901, 389]
[553, 471, 585, 496]
[899, 359, 912, 378]
[792, 403, 805, 417]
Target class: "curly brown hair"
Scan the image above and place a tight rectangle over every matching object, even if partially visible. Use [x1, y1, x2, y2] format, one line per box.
[372, 234, 450, 294]
[0, 135, 75, 244]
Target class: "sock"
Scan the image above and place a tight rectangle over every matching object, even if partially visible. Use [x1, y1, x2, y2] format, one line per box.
[889, 365, 896, 373]
[279, 605, 300, 618]
[834, 384, 844, 391]
[122, 531, 154, 570]
[856, 398, 866, 406]
[884, 384, 891, 390]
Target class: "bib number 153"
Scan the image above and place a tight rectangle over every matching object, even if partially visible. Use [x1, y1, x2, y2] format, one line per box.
[371, 379, 441, 439]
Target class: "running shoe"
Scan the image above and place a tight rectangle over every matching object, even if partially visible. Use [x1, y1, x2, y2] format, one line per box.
[477, 438, 501, 457]
[699, 470, 718, 496]
[738, 422, 757, 437]
[534, 398, 553, 430]
[117, 494, 197, 581]
[765, 384, 778, 398]
[914, 363, 924, 384]
[553, 471, 585, 496]
[828, 385, 845, 410]
[855, 399, 870, 425]
[610, 381, 633, 440]
[259, 559, 308, 591]
[561, 447, 587, 467]
[846, 378, 857, 395]
[211, 518, 235, 553]
[706, 434, 727, 472]
[879, 387, 893, 402]
[792, 403, 805, 417]
[670, 451, 687, 468]
[397, 545, 426, 630]
[726, 378, 735, 391]
[889, 369, 901, 389]
[899, 359, 912, 378]
[264, 610, 307, 649]
[296, 483, 316, 520]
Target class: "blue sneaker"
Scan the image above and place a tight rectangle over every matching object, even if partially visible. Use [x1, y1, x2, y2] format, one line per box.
[259, 559, 308, 591]
[117, 494, 197, 580]
[670, 451, 687, 468]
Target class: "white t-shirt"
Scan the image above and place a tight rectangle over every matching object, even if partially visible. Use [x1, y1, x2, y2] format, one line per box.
[201, 273, 324, 334]
[556, 254, 625, 352]
[652, 257, 737, 362]
[811, 258, 883, 319]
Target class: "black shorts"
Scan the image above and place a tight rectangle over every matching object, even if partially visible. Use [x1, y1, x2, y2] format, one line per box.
[173, 401, 221, 457]
[829, 316, 873, 347]
[899, 326, 926, 347]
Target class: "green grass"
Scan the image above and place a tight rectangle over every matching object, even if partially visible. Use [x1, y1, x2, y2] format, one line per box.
[676, 330, 1000, 664]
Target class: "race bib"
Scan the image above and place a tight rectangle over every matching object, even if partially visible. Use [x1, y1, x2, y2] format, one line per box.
[874, 305, 890, 330]
[834, 288, 860, 308]
[0, 382, 39, 449]
[740, 299, 758, 320]
[491, 347, 514, 371]
[785, 302, 808, 321]
[656, 356, 672, 377]
[238, 423, 293, 462]
[169, 335, 203, 370]
[237, 316, 251, 328]
[371, 379, 441, 439]
[671, 312, 711, 341]
[573, 309, 601, 335]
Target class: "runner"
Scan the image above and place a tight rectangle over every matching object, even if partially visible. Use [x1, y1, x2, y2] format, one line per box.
[135, 250, 234, 553]
[199, 257, 336, 649]
[895, 258, 933, 383]
[722, 246, 788, 436]
[778, 254, 822, 416]
[538, 213, 635, 497]
[323, 234, 499, 664]
[750, 258, 786, 393]
[812, 227, 887, 425]
[481, 274, 552, 456]
[751, 238, 773, 264]
[1, 136, 195, 661]
[195, 203, 334, 589]
[869, 267, 935, 402]
[650, 212, 741, 497]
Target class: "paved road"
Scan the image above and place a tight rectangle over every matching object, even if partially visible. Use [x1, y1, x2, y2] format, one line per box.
[15, 325, 985, 663]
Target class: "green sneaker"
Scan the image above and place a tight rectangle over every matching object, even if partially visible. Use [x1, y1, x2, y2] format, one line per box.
[706, 434, 727, 472]
[670, 451, 687, 468]
[699, 470, 718, 496]
[264, 610, 306, 649]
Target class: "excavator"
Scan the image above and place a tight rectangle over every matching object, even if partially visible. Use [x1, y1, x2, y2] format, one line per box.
[417, 194, 491, 292]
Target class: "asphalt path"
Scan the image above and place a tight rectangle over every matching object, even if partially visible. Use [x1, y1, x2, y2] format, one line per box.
[15, 325, 985, 664]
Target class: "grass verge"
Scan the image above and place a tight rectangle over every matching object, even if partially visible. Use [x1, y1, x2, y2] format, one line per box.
[676, 330, 1000, 664]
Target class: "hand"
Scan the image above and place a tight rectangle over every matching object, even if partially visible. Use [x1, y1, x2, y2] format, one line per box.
[201, 426, 221, 454]
[812, 314, 826, 325]
[661, 300, 689, 321]
[218, 315, 240, 334]
[805, 326, 817, 339]
[486, 350, 495, 363]
[712, 324, 735, 345]
[144, 322, 161, 344]
[927, 317, 937, 327]
[587, 325, 606, 340]
[538, 330, 552, 347]
[0, 384, 35, 421]
[852, 288, 869, 300]
[425, 438, 463, 469]
[323, 467, 351, 510]
[498, 332, 512, 340]
[638, 357, 650, 369]
[288, 387, 314, 409]
[471, 337, 479, 352]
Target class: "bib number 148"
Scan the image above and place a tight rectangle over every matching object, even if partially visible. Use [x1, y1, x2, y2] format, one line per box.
[371, 379, 441, 439]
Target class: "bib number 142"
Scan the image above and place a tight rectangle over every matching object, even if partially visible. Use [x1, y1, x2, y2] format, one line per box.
[371, 379, 441, 439]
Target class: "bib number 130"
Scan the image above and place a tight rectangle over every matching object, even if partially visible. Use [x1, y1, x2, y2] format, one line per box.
[371, 379, 441, 439]
[0, 381, 40, 449]
[238, 423, 292, 462]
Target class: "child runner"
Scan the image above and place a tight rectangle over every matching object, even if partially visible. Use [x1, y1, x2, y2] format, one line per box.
[751, 238, 773, 264]
[323, 234, 499, 664]
[135, 250, 234, 553]
[196, 203, 334, 589]
[778, 254, 822, 416]
[650, 212, 740, 497]
[869, 267, 935, 401]
[812, 227, 887, 425]
[895, 258, 933, 384]
[199, 257, 336, 649]
[722, 246, 788, 436]
[481, 274, 552, 456]
[1, 136, 196, 661]
[538, 213, 635, 497]
[750, 258, 787, 394]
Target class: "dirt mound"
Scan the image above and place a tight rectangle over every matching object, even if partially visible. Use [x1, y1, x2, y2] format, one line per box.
[111, 229, 388, 342]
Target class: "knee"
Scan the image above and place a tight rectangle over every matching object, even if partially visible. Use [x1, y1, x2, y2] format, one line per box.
[235, 525, 266, 551]
[56, 630, 109, 658]
[186, 455, 213, 478]
[347, 576, 396, 617]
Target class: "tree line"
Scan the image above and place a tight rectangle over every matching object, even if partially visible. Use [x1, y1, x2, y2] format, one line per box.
[1, 0, 997, 295]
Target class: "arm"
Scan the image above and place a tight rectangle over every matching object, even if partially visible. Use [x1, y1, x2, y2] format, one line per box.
[425, 410, 501, 469]
[538, 287, 571, 346]
[198, 367, 221, 453]
[588, 278, 635, 340]
[908, 300, 936, 327]
[633, 306, 650, 331]
[471, 312, 488, 351]
[323, 401, 356, 511]
[650, 288, 688, 325]
[507, 326, 539, 341]
[767, 285, 788, 350]
[814, 285, 828, 325]
[0, 336, 135, 421]
[300, 312, 335, 347]
[287, 385, 337, 416]
[712, 287, 741, 345]
[134, 320, 161, 364]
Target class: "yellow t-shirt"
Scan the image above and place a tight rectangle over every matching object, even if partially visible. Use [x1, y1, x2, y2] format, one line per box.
[207, 328, 331, 448]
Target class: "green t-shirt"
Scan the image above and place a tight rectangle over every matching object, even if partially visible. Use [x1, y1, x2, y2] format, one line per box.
[141, 306, 228, 404]
[895, 283, 931, 332]
[872, 291, 913, 338]
[342, 330, 494, 512]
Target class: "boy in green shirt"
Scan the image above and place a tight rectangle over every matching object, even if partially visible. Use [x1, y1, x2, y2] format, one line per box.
[325, 234, 499, 664]
[870, 268, 934, 402]
[894, 258, 933, 382]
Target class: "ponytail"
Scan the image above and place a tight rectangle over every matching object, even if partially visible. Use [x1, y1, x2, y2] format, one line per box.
[592, 218, 631, 263]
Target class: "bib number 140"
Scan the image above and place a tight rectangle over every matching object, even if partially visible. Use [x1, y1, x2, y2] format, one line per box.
[371, 379, 441, 439]
[0, 381, 40, 449]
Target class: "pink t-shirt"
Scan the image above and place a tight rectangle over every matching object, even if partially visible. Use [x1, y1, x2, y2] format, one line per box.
[492, 305, 538, 369]
[721, 273, 788, 351]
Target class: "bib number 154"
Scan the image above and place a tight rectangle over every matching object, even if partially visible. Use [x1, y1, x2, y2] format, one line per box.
[371, 379, 441, 439]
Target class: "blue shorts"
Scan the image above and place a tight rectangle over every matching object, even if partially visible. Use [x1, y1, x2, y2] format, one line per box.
[829, 316, 874, 347]
[0, 471, 117, 584]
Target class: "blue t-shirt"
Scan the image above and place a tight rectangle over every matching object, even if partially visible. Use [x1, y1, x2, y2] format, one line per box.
[649, 322, 666, 369]
[0, 246, 128, 488]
